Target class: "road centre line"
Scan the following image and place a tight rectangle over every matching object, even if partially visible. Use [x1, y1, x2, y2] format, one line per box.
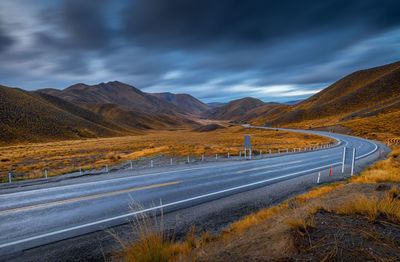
[0, 181, 180, 216]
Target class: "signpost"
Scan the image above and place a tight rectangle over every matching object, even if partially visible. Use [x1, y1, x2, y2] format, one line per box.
[244, 135, 251, 159]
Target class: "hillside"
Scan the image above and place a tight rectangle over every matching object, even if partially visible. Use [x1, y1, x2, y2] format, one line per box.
[255, 61, 400, 126]
[151, 92, 209, 115]
[84, 103, 198, 130]
[0, 85, 125, 144]
[39, 81, 201, 132]
[207, 97, 266, 120]
[40, 81, 182, 114]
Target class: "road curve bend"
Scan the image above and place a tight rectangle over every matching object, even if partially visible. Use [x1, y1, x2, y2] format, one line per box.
[0, 127, 385, 256]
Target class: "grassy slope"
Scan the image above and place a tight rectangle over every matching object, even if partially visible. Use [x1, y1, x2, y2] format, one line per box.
[246, 62, 400, 139]
[0, 85, 123, 144]
[0, 126, 331, 181]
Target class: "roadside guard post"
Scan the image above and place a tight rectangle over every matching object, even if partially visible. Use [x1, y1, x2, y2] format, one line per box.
[244, 135, 251, 159]
[342, 147, 356, 176]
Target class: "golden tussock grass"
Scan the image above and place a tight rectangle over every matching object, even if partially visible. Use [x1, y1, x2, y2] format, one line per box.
[0, 126, 331, 182]
[352, 146, 400, 183]
[331, 187, 400, 222]
[295, 183, 343, 202]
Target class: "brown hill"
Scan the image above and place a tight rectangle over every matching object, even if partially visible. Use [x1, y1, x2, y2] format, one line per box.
[253, 61, 400, 126]
[84, 103, 198, 130]
[151, 92, 210, 115]
[39, 81, 200, 132]
[0, 85, 125, 144]
[207, 97, 266, 120]
[40, 81, 182, 114]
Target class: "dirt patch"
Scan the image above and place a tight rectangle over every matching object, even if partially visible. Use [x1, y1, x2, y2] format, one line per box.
[292, 211, 400, 261]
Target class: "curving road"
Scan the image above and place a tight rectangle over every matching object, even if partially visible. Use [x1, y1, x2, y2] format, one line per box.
[0, 127, 383, 256]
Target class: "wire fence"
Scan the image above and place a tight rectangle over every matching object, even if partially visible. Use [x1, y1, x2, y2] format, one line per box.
[1, 142, 339, 184]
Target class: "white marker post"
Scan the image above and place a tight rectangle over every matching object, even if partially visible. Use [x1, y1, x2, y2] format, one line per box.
[351, 148, 356, 176]
[228, 152, 230, 158]
[187, 156, 190, 163]
[341, 147, 346, 173]
[130, 160, 133, 170]
[170, 158, 173, 165]
[215, 154, 218, 160]
[269, 149, 272, 154]
[202, 155, 204, 161]
[249, 150, 252, 160]
[80, 167, 83, 175]
[105, 165, 109, 173]
[150, 160, 153, 168]
[317, 172, 321, 184]
[8, 172, 12, 183]
[45, 169, 48, 179]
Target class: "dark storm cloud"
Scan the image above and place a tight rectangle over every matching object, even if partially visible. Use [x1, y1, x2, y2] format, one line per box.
[38, 0, 114, 50]
[122, 0, 400, 48]
[0, 24, 13, 52]
[0, 0, 399, 102]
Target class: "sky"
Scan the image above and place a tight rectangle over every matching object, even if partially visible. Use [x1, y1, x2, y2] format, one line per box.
[0, 0, 399, 103]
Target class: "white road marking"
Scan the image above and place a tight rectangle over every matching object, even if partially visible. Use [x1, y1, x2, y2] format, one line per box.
[235, 160, 302, 174]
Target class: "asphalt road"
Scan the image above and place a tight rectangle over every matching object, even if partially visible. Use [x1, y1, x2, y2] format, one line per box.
[0, 127, 382, 257]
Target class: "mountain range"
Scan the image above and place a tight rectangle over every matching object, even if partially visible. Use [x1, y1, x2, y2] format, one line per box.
[1, 60, 399, 144]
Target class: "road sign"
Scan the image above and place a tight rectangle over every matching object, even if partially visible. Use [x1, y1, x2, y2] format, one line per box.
[244, 135, 251, 149]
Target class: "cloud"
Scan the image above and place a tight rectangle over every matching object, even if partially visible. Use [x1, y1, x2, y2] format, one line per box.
[0, 0, 399, 102]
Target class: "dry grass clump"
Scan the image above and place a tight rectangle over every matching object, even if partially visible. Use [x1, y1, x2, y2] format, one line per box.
[0, 126, 331, 182]
[331, 187, 400, 222]
[295, 183, 343, 203]
[352, 146, 400, 183]
[223, 203, 288, 235]
[285, 207, 318, 234]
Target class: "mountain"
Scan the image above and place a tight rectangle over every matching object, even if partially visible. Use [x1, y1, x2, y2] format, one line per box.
[0, 85, 127, 144]
[207, 97, 266, 120]
[39, 81, 199, 131]
[40, 81, 182, 114]
[255, 61, 400, 126]
[151, 92, 209, 115]
[207, 102, 227, 108]
[284, 99, 303, 105]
